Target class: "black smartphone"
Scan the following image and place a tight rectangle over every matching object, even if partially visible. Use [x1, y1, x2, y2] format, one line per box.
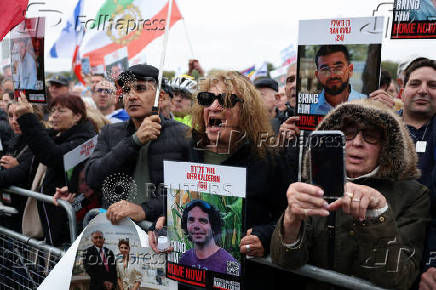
[309, 130, 345, 200]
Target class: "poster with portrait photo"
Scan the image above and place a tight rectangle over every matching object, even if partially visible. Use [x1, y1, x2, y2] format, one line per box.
[164, 161, 246, 290]
[104, 47, 129, 82]
[9, 17, 46, 103]
[296, 17, 383, 130]
[391, 0, 436, 39]
[69, 213, 172, 290]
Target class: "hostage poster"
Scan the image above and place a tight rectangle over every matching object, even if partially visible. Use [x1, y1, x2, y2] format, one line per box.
[391, 0, 436, 39]
[9, 17, 47, 103]
[164, 161, 246, 290]
[296, 17, 383, 130]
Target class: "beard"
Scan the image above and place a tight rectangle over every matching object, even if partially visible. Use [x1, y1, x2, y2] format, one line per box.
[322, 77, 349, 95]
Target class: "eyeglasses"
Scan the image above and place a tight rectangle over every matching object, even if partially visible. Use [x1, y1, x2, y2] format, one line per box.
[96, 88, 115, 94]
[173, 90, 191, 100]
[197, 92, 244, 108]
[122, 84, 153, 94]
[318, 64, 345, 76]
[341, 127, 382, 145]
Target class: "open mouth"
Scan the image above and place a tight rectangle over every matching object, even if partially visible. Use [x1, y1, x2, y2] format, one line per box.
[348, 155, 363, 163]
[208, 117, 224, 128]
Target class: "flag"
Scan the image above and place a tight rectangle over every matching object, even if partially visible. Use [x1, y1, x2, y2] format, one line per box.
[49, 0, 84, 59]
[240, 65, 255, 78]
[0, 0, 28, 41]
[80, 0, 183, 67]
[280, 44, 297, 66]
[252, 62, 268, 81]
[50, 0, 85, 84]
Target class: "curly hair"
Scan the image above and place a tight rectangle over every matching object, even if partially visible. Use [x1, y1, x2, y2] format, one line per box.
[181, 200, 223, 245]
[191, 70, 273, 158]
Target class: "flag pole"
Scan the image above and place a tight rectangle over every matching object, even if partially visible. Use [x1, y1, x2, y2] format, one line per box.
[182, 18, 195, 59]
[152, 0, 173, 114]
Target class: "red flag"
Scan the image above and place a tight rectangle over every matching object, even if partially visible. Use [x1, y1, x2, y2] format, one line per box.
[0, 0, 28, 40]
[72, 45, 85, 85]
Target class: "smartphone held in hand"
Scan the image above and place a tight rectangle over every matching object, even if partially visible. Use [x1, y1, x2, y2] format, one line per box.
[309, 130, 345, 200]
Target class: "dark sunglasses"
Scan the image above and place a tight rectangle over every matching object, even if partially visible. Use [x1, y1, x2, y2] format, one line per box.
[342, 127, 382, 145]
[96, 88, 114, 94]
[197, 92, 244, 108]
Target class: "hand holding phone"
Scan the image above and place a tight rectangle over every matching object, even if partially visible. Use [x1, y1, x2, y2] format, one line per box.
[309, 130, 345, 201]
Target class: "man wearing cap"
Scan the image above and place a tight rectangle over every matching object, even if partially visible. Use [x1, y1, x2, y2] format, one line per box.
[48, 74, 69, 99]
[85, 64, 190, 225]
[254, 77, 281, 132]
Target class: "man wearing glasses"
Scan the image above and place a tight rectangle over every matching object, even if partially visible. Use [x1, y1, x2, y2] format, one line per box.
[310, 45, 366, 115]
[85, 64, 190, 226]
[93, 79, 127, 123]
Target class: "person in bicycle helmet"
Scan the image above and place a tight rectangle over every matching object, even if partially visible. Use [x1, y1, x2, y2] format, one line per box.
[169, 76, 197, 127]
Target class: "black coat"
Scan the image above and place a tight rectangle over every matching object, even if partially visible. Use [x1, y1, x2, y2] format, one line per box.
[0, 135, 35, 232]
[85, 117, 190, 222]
[83, 246, 117, 290]
[18, 113, 96, 246]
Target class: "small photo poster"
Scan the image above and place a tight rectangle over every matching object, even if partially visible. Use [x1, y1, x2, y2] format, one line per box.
[164, 161, 246, 290]
[9, 17, 47, 103]
[104, 47, 129, 82]
[391, 0, 436, 39]
[296, 17, 383, 130]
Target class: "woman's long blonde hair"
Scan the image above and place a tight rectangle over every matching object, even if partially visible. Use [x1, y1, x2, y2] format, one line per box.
[191, 71, 273, 157]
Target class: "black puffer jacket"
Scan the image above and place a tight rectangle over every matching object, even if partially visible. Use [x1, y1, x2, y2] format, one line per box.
[18, 113, 96, 246]
[85, 117, 190, 222]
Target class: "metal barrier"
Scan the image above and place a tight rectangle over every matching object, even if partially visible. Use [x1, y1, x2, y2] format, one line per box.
[252, 256, 388, 290]
[0, 226, 64, 290]
[2, 185, 77, 243]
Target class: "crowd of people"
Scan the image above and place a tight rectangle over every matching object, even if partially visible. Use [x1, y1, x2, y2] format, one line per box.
[0, 51, 434, 289]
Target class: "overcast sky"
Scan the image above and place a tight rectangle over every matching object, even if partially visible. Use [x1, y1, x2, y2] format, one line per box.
[11, 0, 436, 72]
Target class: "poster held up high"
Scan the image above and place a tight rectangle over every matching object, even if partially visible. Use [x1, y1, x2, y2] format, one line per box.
[391, 0, 436, 39]
[296, 17, 383, 130]
[164, 161, 246, 290]
[9, 17, 46, 103]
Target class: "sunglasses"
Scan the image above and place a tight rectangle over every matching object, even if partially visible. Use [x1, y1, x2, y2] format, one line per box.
[96, 88, 114, 94]
[197, 92, 244, 108]
[342, 127, 382, 145]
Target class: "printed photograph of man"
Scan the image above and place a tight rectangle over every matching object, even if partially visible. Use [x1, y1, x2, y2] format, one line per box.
[179, 200, 240, 275]
[83, 231, 117, 290]
[309, 45, 366, 115]
[12, 38, 37, 90]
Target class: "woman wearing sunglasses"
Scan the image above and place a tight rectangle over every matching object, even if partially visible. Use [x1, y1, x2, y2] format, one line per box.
[149, 71, 299, 289]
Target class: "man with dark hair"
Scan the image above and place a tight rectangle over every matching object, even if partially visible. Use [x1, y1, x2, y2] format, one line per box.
[396, 57, 436, 289]
[179, 200, 239, 274]
[83, 231, 117, 290]
[85, 64, 189, 226]
[310, 45, 366, 115]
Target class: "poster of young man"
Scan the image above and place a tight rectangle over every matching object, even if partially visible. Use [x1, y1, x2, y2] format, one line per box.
[296, 17, 383, 130]
[164, 161, 246, 290]
[9, 17, 46, 103]
[391, 0, 436, 39]
[104, 47, 129, 82]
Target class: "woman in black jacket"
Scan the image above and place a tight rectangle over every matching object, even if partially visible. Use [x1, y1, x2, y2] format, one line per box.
[150, 71, 301, 289]
[15, 94, 96, 246]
